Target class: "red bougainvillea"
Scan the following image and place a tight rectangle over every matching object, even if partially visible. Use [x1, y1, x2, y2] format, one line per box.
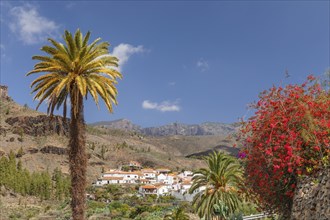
[239, 75, 330, 216]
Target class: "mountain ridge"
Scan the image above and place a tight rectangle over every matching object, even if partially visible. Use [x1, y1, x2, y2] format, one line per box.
[90, 119, 239, 136]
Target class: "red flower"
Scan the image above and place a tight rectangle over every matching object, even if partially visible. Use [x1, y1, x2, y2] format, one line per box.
[239, 75, 329, 214]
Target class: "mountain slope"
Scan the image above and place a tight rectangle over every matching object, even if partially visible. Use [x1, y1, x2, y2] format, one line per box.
[91, 120, 239, 136]
[0, 93, 239, 185]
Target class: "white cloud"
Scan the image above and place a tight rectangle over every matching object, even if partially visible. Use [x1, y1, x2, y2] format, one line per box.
[8, 4, 59, 45]
[196, 58, 209, 72]
[142, 100, 181, 112]
[112, 43, 145, 71]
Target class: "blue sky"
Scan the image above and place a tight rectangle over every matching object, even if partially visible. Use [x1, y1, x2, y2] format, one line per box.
[0, 1, 329, 127]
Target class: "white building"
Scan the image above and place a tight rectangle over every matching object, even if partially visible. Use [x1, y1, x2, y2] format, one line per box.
[94, 168, 200, 201]
[96, 177, 125, 186]
[166, 174, 179, 185]
[170, 181, 180, 191]
[180, 180, 193, 194]
[139, 184, 169, 197]
[141, 168, 157, 180]
[96, 170, 141, 185]
[178, 170, 193, 181]
[157, 173, 167, 183]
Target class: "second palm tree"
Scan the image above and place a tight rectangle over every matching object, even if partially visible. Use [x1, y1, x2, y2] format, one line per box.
[189, 151, 243, 220]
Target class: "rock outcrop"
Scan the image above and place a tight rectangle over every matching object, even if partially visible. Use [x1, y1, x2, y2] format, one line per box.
[5, 115, 69, 136]
[291, 168, 330, 220]
[40, 145, 67, 155]
[0, 85, 9, 100]
[26, 145, 67, 155]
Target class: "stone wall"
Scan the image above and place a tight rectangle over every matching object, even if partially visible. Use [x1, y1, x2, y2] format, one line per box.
[291, 168, 330, 220]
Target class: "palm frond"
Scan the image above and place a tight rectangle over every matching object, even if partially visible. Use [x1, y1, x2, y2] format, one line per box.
[189, 151, 243, 219]
[28, 30, 122, 118]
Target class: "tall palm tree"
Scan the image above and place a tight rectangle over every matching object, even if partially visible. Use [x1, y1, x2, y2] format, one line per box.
[27, 30, 122, 220]
[189, 151, 243, 220]
[163, 207, 190, 220]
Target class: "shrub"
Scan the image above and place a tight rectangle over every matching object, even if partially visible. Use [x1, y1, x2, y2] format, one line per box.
[240, 75, 330, 216]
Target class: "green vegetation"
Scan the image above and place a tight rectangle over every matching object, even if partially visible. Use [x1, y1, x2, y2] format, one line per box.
[163, 206, 190, 220]
[189, 151, 244, 220]
[84, 185, 190, 220]
[0, 151, 70, 200]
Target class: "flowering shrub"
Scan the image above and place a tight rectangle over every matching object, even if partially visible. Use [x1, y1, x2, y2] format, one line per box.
[239, 75, 330, 216]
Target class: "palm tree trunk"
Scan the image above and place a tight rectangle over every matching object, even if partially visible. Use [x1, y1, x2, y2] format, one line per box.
[69, 94, 87, 220]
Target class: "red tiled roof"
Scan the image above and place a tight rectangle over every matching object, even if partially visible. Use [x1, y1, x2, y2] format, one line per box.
[142, 185, 157, 189]
[181, 180, 192, 185]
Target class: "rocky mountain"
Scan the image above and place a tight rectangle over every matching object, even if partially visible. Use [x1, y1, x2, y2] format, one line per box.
[91, 119, 141, 132]
[91, 120, 239, 136]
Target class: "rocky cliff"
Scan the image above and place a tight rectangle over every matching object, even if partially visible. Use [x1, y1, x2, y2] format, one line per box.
[5, 115, 69, 136]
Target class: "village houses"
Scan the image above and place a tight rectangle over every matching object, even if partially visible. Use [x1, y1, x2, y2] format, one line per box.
[94, 161, 200, 201]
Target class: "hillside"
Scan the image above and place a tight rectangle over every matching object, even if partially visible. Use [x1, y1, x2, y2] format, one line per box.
[0, 95, 239, 185]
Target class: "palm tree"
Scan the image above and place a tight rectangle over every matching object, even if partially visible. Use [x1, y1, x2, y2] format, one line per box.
[27, 30, 122, 220]
[164, 207, 190, 220]
[189, 151, 243, 220]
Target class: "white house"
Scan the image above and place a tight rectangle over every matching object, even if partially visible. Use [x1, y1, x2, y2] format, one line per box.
[180, 180, 193, 194]
[96, 177, 125, 186]
[141, 168, 157, 180]
[139, 184, 169, 197]
[156, 184, 170, 196]
[98, 170, 141, 185]
[157, 173, 167, 183]
[166, 174, 178, 185]
[170, 181, 180, 191]
[139, 178, 153, 184]
[178, 170, 193, 181]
